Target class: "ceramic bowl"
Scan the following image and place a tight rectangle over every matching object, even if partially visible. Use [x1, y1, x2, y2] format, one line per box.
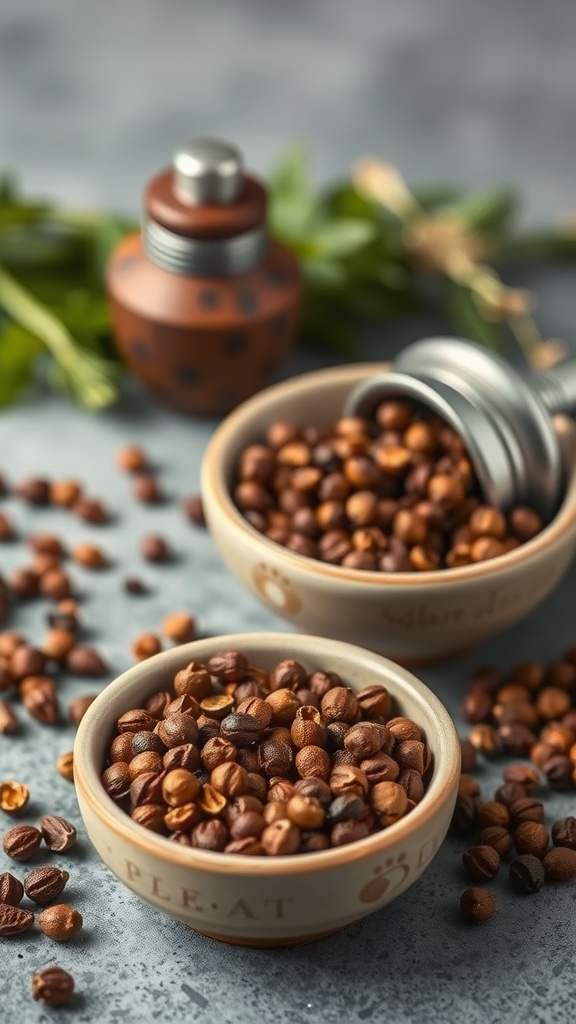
[201, 363, 576, 665]
[74, 632, 460, 947]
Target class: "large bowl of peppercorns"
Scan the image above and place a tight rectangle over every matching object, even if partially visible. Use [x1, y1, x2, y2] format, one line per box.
[73, 632, 460, 946]
[201, 363, 576, 664]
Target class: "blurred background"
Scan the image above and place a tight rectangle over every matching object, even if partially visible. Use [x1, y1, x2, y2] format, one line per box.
[2, 0, 575, 223]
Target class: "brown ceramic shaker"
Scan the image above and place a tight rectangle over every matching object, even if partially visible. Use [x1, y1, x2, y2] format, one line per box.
[106, 138, 301, 416]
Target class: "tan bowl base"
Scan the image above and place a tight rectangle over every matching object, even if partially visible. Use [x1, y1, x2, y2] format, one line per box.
[195, 925, 343, 947]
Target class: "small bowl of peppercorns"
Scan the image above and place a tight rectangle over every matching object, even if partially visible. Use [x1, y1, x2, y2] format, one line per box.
[200, 363, 576, 665]
[73, 632, 460, 946]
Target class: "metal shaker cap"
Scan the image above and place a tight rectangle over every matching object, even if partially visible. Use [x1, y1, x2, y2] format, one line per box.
[173, 138, 243, 206]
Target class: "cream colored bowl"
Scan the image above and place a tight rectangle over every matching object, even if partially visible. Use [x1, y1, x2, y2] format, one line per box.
[201, 363, 576, 665]
[74, 633, 460, 947]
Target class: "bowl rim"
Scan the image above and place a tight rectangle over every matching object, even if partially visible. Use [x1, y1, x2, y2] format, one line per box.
[74, 632, 460, 877]
[201, 361, 576, 587]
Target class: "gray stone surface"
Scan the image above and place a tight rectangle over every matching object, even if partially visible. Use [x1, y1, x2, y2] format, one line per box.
[1, 1, 576, 1022]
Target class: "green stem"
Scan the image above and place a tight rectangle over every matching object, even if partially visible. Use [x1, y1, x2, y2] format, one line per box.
[0, 263, 119, 409]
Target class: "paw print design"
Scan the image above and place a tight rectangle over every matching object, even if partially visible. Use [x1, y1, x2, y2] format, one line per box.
[252, 563, 301, 614]
[358, 854, 410, 904]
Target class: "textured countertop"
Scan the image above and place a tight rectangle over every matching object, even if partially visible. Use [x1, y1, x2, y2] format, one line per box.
[2, 1, 576, 1021]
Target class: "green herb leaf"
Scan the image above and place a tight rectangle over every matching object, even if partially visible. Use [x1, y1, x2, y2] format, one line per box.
[0, 322, 40, 406]
[0, 264, 119, 409]
[305, 218, 377, 259]
[268, 145, 318, 240]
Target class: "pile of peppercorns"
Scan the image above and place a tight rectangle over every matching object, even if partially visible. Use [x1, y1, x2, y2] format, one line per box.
[232, 402, 543, 572]
[0, 444, 205, 1008]
[103, 649, 431, 856]
[455, 649, 576, 922]
[0, 445, 205, 746]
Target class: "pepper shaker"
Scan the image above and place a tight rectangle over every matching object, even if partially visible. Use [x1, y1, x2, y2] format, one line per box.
[106, 138, 301, 416]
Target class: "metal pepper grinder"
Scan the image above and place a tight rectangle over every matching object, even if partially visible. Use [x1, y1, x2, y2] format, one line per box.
[106, 138, 301, 416]
[345, 336, 576, 521]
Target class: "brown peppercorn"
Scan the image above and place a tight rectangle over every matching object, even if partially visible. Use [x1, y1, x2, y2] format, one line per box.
[132, 633, 162, 661]
[16, 477, 50, 505]
[183, 494, 206, 526]
[509, 506, 542, 541]
[543, 753, 573, 790]
[38, 904, 83, 941]
[74, 496, 108, 524]
[50, 479, 82, 507]
[0, 871, 24, 906]
[31, 966, 75, 1006]
[71, 542, 106, 569]
[468, 724, 501, 756]
[285, 794, 325, 829]
[133, 474, 163, 504]
[462, 845, 501, 882]
[0, 903, 35, 936]
[191, 819, 229, 851]
[0, 700, 18, 735]
[329, 765, 369, 799]
[140, 534, 171, 563]
[479, 826, 513, 858]
[498, 723, 537, 757]
[543, 846, 576, 881]
[42, 628, 75, 663]
[102, 762, 131, 802]
[65, 645, 108, 676]
[130, 772, 165, 807]
[199, 784, 228, 817]
[290, 706, 327, 748]
[40, 815, 77, 853]
[56, 751, 75, 782]
[8, 567, 39, 600]
[131, 803, 167, 832]
[294, 745, 331, 782]
[261, 818, 301, 856]
[502, 763, 540, 791]
[514, 821, 549, 859]
[461, 687, 493, 724]
[265, 689, 301, 726]
[173, 662, 211, 701]
[162, 768, 200, 807]
[129, 751, 163, 779]
[494, 782, 526, 806]
[39, 568, 73, 601]
[0, 780, 30, 814]
[509, 797, 545, 826]
[536, 686, 571, 721]
[370, 781, 409, 825]
[21, 675, 59, 724]
[330, 820, 371, 846]
[320, 687, 359, 724]
[356, 684, 392, 720]
[10, 644, 46, 679]
[509, 853, 545, 893]
[478, 801, 510, 830]
[117, 444, 148, 472]
[162, 612, 195, 644]
[459, 886, 497, 922]
[343, 722, 387, 758]
[210, 762, 249, 798]
[23, 865, 69, 904]
[539, 723, 575, 754]
[552, 817, 576, 851]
